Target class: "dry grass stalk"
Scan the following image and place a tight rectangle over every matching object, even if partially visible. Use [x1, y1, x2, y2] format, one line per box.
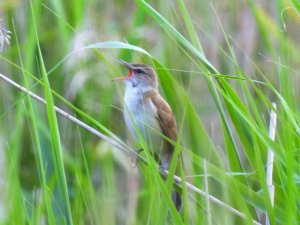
[266, 103, 277, 225]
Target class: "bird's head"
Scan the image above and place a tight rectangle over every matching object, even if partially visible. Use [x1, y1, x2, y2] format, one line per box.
[115, 58, 158, 91]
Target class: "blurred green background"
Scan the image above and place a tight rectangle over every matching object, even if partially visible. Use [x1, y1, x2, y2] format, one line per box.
[0, 0, 299, 224]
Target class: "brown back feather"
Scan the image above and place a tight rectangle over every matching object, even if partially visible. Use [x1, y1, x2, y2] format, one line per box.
[149, 91, 182, 211]
[150, 92, 177, 151]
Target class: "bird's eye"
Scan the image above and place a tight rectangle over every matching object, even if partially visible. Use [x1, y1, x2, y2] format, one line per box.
[136, 69, 145, 74]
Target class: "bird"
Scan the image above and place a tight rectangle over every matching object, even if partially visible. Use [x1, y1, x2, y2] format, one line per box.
[115, 58, 182, 212]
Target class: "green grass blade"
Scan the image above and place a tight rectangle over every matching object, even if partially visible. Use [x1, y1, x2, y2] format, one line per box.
[13, 20, 55, 224]
[30, 0, 73, 223]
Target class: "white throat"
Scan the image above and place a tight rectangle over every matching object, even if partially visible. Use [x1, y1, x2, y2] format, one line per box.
[124, 79, 154, 94]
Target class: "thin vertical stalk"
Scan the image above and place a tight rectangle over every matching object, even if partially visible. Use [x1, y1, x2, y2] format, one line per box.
[266, 103, 277, 225]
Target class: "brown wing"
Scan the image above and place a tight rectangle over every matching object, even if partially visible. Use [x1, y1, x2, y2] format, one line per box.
[150, 92, 177, 145]
[150, 93, 182, 211]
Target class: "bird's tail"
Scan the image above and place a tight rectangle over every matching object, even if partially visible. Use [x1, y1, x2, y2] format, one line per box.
[172, 190, 182, 212]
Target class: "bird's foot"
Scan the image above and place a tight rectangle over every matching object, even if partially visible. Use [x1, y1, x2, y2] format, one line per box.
[131, 148, 144, 168]
[135, 148, 144, 154]
[159, 164, 168, 177]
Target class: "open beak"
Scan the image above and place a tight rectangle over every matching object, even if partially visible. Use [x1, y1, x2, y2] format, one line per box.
[114, 58, 135, 81]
